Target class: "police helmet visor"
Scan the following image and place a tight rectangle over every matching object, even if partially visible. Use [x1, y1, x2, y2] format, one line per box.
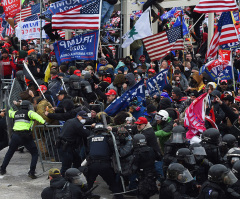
[231, 157, 240, 165]
[223, 170, 238, 185]
[71, 175, 83, 185]
[72, 81, 81, 89]
[177, 169, 193, 183]
[192, 147, 207, 156]
[171, 132, 184, 143]
[184, 155, 196, 165]
[155, 114, 162, 121]
[85, 85, 92, 93]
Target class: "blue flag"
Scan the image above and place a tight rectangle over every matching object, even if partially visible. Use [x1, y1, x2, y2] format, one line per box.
[43, 0, 89, 19]
[146, 69, 168, 96]
[104, 79, 145, 116]
[160, 7, 177, 20]
[205, 66, 233, 82]
[53, 30, 99, 64]
[173, 10, 189, 36]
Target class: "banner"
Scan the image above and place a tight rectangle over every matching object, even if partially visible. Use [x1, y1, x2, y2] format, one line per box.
[184, 93, 208, 139]
[53, 30, 99, 64]
[220, 42, 240, 50]
[1, 0, 20, 18]
[15, 20, 46, 40]
[104, 79, 145, 116]
[43, 0, 88, 18]
[146, 69, 168, 96]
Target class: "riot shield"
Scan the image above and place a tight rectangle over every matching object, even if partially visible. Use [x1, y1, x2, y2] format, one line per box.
[8, 79, 23, 111]
[101, 113, 126, 193]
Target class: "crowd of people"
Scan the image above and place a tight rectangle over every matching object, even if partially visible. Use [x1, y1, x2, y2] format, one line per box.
[1, 1, 240, 199]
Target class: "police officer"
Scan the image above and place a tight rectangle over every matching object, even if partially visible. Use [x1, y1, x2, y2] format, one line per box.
[220, 134, 238, 158]
[200, 128, 223, 164]
[58, 111, 91, 176]
[0, 100, 45, 179]
[189, 143, 213, 185]
[86, 123, 125, 199]
[163, 125, 189, 176]
[130, 134, 158, 199]
[198, 164, 239, 199]
[231, 160, 240, 195]
[160, 163, 194, 199]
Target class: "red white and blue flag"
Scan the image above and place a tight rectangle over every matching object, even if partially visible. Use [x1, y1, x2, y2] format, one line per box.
[52, 0, 101, 30]
[194, 0, 238, 13]
[15, 4, 40, 24]
[206, 12, 238, 61]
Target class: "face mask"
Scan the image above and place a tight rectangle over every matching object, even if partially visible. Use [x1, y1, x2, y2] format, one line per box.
[80, 119, 86, 124]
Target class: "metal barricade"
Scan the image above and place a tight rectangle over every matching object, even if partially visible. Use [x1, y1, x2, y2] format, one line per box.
[34, 124, 92, 172]
[0, 79, 13, 109]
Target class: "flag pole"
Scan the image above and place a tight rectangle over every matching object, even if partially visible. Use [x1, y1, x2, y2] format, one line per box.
[19, 1, 22, 50]
[231, 50, 236, 92]
[40, 1, 42, 55]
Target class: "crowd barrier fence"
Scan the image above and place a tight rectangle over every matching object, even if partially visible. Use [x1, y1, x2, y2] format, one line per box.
[33, 124, 92, 172]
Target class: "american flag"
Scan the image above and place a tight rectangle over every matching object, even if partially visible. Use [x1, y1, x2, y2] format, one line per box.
[206, 12, 238, 61]
[6, 24, 14, 36]
[194, 0, 238, 13]
[24, 14, 39, 22]
[15, 4, 40, 24]
[52, 0, 100, 30]
[142, 26, 184, 62]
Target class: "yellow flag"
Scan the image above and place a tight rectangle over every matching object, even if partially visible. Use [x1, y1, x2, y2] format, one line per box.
[44, 62, 52, 83]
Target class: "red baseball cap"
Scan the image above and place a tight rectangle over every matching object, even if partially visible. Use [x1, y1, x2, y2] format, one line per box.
[74, 70, 81, 77]
[220, 80, 228, 84]
[105, 89, 117, 96]
[37, 85, 47, 91]
[135, 117, 148, 125]
[148, 69, 156, 73]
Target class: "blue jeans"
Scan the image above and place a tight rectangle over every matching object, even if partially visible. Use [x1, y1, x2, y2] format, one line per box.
[1, 133, 38, 172]
[101, 1, 114, 27]
[131, 45, 144, 64]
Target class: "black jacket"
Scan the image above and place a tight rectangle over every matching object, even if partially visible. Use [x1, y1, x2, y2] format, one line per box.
[47, 106, 82, 121]
[41, 177, 84, 199]
[59, 117, 90, 144]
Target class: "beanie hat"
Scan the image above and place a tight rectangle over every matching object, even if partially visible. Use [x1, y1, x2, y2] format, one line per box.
[147, 104, 157, 113]
[172, 87, 182, 97]
[163, 84, 172, 94]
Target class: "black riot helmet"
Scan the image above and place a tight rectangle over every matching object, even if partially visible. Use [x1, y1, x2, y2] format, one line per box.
[20, 100, 31, 110]
[84, 71, 91, 80]
[208, 164, 238, 185]
[227, 148, 240, 165]
[65, 168, 83, 185]
[167, 163, 193, 183]
[69, 74, 81, 90]
[189, 143, 207, 162]
[176, 148, 196, 165]
[170, 125, 185, 144]
[80, 80, 92, 93]
[133, 134, 147, 148]
[202, 128, 220, 144]
[232, 160, 240, 179]
[222, 134, 238, 148]
[15, 70, 24, 82]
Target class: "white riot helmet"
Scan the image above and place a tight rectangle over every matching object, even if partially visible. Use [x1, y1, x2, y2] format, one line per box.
[155, 110, 169, 121]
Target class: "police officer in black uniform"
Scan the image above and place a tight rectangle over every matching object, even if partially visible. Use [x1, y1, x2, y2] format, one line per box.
[160, 163, 194, 199]
[200, 128, 223, 164]
[220, 134, 238, 158]
[198, 164, 239, 199]
[163, 125, 189, 176]
[130, 134, 158, 199]
[231, 160, 240, 195]
[0, 100, 45, 178]
[58, 111, 91, 176]
[86, 123, 125, 199]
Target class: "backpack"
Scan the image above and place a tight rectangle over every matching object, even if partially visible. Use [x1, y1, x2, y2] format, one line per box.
[54, 182, 72, 199]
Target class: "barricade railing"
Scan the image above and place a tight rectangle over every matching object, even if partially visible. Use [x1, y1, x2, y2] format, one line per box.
[34, 124, 92, 172]
[0, 79, 13, 109]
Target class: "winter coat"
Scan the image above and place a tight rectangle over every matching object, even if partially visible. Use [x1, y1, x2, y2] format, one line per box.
[138, 122, 162, 160]
[154, 117, 174, 151]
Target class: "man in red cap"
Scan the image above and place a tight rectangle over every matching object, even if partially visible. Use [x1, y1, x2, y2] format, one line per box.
[134, 117, 161, 159]
[105, 89, 117, 107]
[147, 69, 156, 78]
